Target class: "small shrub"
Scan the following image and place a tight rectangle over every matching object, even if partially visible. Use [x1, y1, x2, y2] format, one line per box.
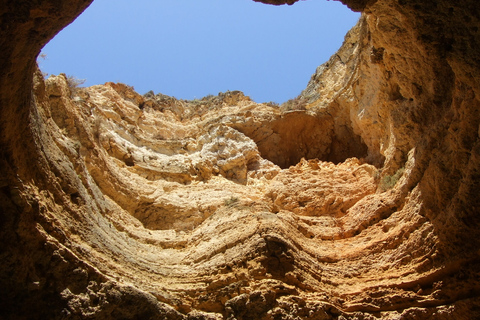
[66, 75, 86, 89]
[224, 196, 239, 207]
[265, 101, 280, 107]
[280, 95, 307, 112]
[380, 167, 405, 191]
[66, 75, 86, 97]
[36, 54, 50, 78]
[202, 94, 215, 101]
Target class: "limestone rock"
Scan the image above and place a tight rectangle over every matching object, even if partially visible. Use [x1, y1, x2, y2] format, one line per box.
[1, 0, 480, 319]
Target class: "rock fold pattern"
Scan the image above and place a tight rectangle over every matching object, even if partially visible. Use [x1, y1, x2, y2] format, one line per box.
[0, 0, 480, 319]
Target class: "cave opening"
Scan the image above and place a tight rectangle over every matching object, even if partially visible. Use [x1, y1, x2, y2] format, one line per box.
[37, 0, 362, 172]
[38, 0, 360, 104]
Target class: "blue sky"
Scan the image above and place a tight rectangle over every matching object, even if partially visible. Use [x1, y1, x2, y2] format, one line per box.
[39, 0, 359, 103]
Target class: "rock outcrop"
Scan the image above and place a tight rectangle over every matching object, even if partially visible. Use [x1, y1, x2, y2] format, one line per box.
[1, 0, 480, 319]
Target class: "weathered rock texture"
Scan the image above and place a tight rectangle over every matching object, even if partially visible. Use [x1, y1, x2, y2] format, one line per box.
[1, 0, 480, 319]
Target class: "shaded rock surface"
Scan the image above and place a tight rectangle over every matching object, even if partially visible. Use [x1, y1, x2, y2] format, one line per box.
[1, 0, 480, 319]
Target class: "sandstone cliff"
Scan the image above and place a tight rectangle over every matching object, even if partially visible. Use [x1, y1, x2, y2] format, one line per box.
[0, 0, 479, 319]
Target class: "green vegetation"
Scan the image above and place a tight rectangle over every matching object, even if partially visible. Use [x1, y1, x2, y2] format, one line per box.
[264, 101, 280, 107]
[380, 167, 405, 191]
[224, 196, 239, 207]
[280, 95, 308, 112]
[202, 94, 215, 100]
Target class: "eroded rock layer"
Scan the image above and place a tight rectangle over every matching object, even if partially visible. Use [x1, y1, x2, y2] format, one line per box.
[1, 0, 480, 319]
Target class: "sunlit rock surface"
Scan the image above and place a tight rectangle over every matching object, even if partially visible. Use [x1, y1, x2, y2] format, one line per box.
[1, 0, 480, 319]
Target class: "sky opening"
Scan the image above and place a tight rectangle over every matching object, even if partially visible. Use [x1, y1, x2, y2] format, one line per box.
[39, 0, 360, 103]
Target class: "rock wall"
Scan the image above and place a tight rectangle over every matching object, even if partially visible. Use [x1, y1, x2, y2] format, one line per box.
[1, 0, 480, 319]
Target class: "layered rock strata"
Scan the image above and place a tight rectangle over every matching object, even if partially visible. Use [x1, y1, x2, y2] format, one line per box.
[0, 0, 480, 319]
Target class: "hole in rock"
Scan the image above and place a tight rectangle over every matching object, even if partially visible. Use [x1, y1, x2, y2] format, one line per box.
[233, 111, 369, 169]
[38, 1, 362, 233]
[39, 0, 360, 103]
[260, 237, 295, 279]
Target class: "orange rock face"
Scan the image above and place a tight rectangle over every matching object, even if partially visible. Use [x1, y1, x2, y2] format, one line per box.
[1, 0, 480, 319]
